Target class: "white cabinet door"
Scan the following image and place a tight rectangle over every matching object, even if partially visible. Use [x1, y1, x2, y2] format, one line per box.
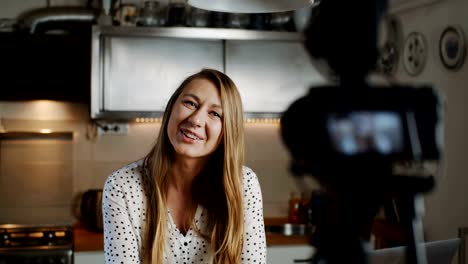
[267, 245, 315, 264]
[74, 251, 105, 264]
[92, 36, 223, 117]
[225, 40, 326, 115]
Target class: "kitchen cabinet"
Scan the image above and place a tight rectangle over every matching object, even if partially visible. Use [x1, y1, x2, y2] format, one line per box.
[225, 40, 325, 115]
[93, 34, 223, 117]
[0, 32, 90, 102]
[267, 245, 315, 264]
[74, 251, 104, 264]
[90, 26, 322, 120]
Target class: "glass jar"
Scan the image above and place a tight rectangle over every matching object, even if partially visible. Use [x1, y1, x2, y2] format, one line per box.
[186, 7, 211, 27]
[166, 0, 187, 26]
[137, 1, 160, 26]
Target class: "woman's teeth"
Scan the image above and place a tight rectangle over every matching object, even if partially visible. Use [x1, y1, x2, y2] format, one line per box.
[182, 130, 201, 140]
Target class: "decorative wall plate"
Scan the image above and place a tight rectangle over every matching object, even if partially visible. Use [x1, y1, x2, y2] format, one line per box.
[439, 25, 466, 71]
[403, 32, 427, 76]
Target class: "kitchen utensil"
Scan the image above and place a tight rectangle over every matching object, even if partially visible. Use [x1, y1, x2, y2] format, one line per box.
[80, 189, 103, 232]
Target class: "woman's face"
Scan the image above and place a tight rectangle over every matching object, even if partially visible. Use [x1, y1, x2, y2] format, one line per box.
[167, 78, 223, 160]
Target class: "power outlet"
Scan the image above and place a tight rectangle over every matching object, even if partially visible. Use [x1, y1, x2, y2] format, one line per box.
[97, 122, 129, 135]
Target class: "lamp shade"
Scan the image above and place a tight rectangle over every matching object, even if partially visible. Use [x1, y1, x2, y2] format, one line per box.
[187, 0, 315, 13]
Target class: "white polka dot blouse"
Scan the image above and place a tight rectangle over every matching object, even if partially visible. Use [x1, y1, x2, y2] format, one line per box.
[102, 159, 267, 263]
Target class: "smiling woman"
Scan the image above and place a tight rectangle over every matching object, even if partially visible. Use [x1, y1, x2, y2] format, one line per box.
[102, 68, 267, 264]
[167, 78, 224, 159]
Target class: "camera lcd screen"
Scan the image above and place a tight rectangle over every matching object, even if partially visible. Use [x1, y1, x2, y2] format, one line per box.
[327, 111, 404, 156]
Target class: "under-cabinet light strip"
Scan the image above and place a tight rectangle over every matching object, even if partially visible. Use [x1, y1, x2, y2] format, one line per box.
[135, 118, 162, 123]
[134, 118, 281, 124]
[244, 118, 281, 124]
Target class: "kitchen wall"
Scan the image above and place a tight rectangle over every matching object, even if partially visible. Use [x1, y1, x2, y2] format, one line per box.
[0, 100, 308, 224]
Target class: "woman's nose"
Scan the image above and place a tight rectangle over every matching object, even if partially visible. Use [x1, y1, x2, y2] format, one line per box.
[188, 111, 204, 127]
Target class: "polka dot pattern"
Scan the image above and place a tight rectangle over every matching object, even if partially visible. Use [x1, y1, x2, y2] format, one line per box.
[103, 160, 267, 263]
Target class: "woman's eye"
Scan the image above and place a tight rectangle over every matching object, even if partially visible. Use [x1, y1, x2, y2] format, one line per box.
[183, 100, 197, 108]
[211, 111, 222, 118]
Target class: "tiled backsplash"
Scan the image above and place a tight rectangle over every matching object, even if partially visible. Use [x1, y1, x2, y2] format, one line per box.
[0, 102, 320, 223]
[0, 139, 74, 224]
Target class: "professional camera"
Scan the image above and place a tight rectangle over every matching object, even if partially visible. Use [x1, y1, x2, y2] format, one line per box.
[281, 84, 442, 180]
[280, 0, 443, 263]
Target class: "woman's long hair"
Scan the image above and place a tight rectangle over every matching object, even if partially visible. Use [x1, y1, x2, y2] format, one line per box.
[142, 69, 245, 264]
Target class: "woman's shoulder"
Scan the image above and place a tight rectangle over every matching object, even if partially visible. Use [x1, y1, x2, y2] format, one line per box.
[242, 166, 259, 183]
[242, 166, 256, 176]
[241, 166, 264, 207]
[104, 159, 145, 188]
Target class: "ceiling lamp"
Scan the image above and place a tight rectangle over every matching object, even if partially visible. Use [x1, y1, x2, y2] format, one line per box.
[187, 0, 316, 13]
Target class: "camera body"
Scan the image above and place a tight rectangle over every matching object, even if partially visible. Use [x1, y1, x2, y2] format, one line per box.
[281, 84, 442, 179]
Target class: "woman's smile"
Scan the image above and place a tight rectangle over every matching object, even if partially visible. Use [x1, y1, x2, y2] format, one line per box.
[179, 128, 204, 142]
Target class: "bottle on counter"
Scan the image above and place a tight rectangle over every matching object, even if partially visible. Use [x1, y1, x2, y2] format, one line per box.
[288, 192, 302, 224]
[298, 192, 311, 224]
[289, 191, 312, 225]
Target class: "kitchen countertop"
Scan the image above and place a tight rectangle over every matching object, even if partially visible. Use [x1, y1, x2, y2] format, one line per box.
[73, 223, 104, 252]
[74, 218, 311, 252]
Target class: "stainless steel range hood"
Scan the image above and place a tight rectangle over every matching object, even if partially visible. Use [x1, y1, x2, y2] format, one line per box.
[90, 26, 326, 121]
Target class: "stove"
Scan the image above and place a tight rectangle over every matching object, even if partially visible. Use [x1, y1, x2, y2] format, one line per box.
[0, 224, 73, 264]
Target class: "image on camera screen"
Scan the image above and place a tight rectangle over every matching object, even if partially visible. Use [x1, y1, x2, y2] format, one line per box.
[327, 111, 404, 156]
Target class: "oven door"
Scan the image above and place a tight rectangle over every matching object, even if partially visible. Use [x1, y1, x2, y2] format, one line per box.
[0, 248, 73, 264]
